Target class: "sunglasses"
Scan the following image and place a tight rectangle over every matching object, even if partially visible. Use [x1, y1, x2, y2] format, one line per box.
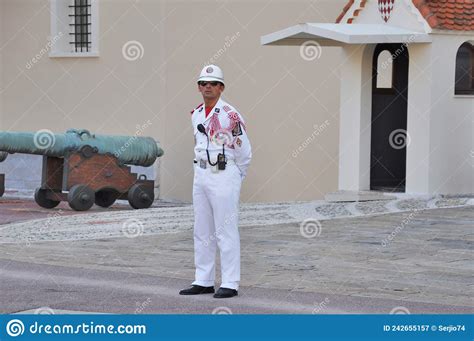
[198, 81, 220, 87]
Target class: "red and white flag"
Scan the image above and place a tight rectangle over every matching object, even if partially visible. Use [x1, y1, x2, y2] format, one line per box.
[378, 0, 395, 22]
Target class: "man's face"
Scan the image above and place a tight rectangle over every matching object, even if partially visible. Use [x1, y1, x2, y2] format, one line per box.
[198, 81, 224, 100]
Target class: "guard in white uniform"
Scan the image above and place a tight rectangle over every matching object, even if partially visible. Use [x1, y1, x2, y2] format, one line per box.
[179, 65, 252, 299]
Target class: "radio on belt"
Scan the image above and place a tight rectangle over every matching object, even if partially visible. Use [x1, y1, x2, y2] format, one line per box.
[197, 123, 227, 171]
[217, 152, 226, 170]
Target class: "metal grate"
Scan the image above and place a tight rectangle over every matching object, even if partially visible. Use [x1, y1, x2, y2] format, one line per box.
[68, 0, 91, 52]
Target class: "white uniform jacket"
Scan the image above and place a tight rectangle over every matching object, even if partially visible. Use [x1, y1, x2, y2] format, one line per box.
[191, 98, 252, 179]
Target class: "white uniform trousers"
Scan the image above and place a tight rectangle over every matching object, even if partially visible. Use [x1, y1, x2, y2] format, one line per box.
[192, 161, 242, 290]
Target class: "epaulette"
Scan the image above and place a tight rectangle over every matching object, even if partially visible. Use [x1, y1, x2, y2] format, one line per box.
[190, 103, 203, 115]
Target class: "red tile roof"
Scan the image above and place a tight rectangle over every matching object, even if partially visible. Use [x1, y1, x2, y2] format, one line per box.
[336, 0, 474, 31]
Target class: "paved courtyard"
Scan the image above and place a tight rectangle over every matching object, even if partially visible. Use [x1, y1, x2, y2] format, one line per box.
[0, 195, 472, 314]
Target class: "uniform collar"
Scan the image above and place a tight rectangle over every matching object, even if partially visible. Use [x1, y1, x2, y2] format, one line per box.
[202, 97, 224, 123]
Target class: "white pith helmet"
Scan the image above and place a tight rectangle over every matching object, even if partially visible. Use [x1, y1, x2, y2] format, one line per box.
[198, 65, 225, 85]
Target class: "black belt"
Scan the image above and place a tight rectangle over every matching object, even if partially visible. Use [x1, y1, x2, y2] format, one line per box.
[193, 159, 234, 170]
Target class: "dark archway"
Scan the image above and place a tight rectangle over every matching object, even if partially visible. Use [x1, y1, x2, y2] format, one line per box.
[370, 43, 409, 192]
[455, 41, 474, 95]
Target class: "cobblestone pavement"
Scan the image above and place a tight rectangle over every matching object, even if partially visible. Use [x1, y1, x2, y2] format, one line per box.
[0, 201, 472, 314]
[0, 195, 186, 225]
[0, 198, 130, 225]
[0, 195, 472, 243]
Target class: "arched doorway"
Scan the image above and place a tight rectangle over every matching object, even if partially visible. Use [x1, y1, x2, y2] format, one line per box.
[370, 43, 409, 192]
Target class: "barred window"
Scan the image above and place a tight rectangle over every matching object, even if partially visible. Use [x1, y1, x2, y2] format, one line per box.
[69, 0, 91, 52]
[49, 0, 99, 57]
[455, 42, 474, 95]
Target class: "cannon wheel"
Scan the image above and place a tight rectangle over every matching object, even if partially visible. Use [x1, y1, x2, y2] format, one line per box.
[95, 189, 117, 208]
[68, 184, 95, 211]
[34, 188, 60, 209]
[128, 184, 154, 209]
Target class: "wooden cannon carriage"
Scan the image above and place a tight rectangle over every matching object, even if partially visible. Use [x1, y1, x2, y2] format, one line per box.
[36, 146, 155, 211]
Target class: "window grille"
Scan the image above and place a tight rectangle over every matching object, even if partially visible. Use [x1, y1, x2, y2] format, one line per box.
[69, 0, 91, 52]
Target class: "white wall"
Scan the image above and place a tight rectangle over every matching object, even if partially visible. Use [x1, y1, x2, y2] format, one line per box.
[0, 0, 346, 202]
[427, 34, 474, 195]
[338, 43, 374, 191]
[405, 43, 432, 194]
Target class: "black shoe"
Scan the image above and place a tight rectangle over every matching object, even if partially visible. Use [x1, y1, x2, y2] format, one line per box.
[179, 285, 215, 295]
[213, 287, 238, 298]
